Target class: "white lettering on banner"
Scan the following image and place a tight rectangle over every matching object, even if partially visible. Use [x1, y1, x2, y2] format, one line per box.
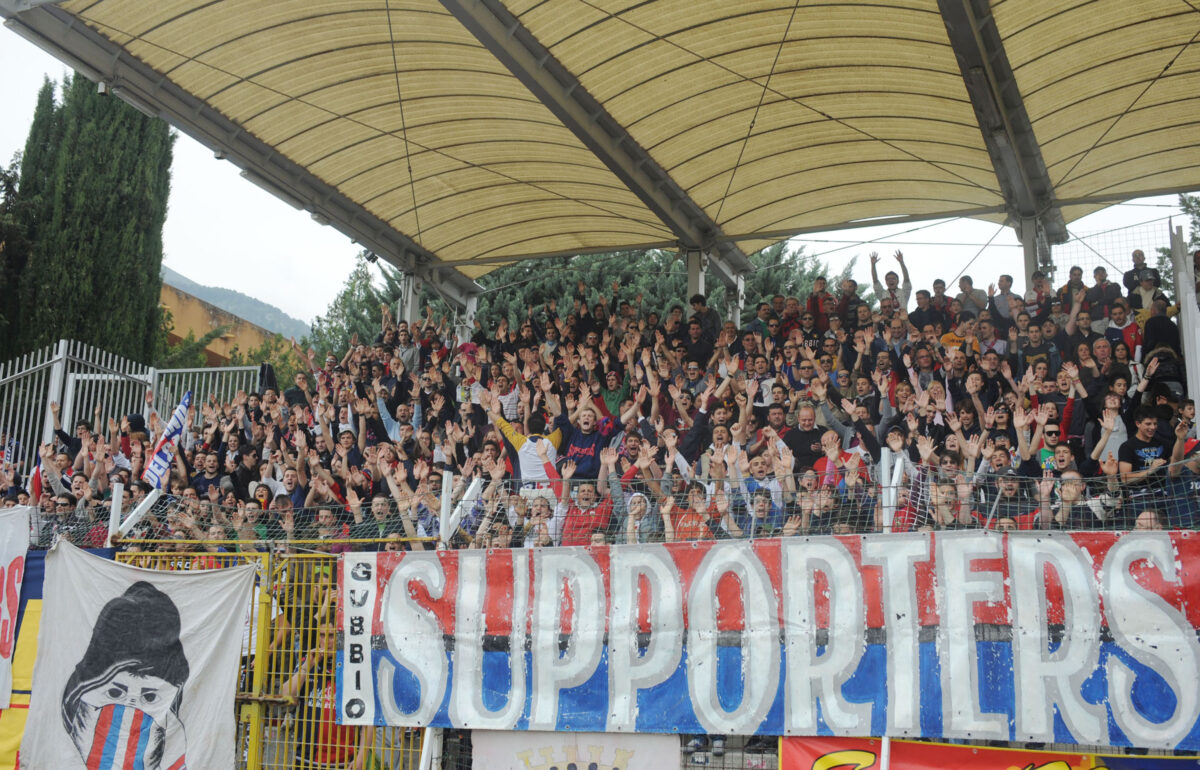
[937, 532, 1007, 740]
[529, 550, 606, 731]
[341, 552, 376, 724]
[607, 547, 683, 733]
[1102, 533, 1200, 748]
[1010, 535, 1104, 745]
[342, 533, 1200, 750]
[783, 538, 869, 735]
[450, 550, 528, 729]
[380, 553, 446, 725]
[861, 534, 928, 737]
[687, 541, 779, 735]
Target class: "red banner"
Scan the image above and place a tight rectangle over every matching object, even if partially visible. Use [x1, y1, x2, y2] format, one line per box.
[781, 737, 1192, 769]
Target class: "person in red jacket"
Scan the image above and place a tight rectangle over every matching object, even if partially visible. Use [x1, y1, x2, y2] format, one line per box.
[548, 458, 614, 546]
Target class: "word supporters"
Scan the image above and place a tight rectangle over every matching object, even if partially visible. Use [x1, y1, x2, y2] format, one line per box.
[337, 532, 1200, 750]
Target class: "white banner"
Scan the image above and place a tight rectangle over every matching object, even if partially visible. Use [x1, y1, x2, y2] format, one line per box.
[472, 730, 680, 770]
[20, 542, 254, 769]
[0, 506, 31, 709]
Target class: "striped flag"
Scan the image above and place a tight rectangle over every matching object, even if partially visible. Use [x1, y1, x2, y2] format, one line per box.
[85, 704, 155, 770]
[141, 392, 191, 491]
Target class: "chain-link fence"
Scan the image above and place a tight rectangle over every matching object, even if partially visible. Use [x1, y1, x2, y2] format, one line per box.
[1049, 219, 1172, 295]
[25, 450, 1198, 554]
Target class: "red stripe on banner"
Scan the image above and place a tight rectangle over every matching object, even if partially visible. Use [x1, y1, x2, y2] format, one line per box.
[166, 755, 186, 770]
[87, 706, 114, 769]
[484, 551, 514, 637]
[637, 573, 651, 634]
[123, 709, 145, 769]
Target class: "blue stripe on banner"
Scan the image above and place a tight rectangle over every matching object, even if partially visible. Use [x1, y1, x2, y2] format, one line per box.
[134, 710, 152, 770]
[100, 704, 124, 770]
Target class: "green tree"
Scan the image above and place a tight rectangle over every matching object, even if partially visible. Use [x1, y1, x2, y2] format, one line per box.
[424, 243, 858, 330]
[306, 254, 390, 356]
[307, 244, 859, 357]
[227, 333, 307, 387]
[0, 159, 33, 356]
[16, 73, 173, 362]
[1155, 193, 1200, 299]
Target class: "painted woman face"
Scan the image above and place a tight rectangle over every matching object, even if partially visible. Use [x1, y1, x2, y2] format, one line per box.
[80, 671, 179, 723]
[69, 668, 186, 770]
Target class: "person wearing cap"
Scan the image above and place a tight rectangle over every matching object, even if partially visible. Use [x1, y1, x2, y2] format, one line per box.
[1128, 269, 1170, 313]
[1122, 249, 1160, 294]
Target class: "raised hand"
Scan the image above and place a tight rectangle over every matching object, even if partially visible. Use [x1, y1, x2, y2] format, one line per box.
[561, 460, 577, 480]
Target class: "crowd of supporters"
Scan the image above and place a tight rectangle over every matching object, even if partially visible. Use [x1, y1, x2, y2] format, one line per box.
[4, 247, 1199, 550]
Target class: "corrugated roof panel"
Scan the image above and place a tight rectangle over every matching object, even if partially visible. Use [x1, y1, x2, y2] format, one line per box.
[994, 0, 1200, 209]
[29, 0, 1198, 281]
[59, 0, 670, 269]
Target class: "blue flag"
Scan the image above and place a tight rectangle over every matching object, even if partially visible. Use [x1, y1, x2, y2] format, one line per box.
[141, 392, 191, 490]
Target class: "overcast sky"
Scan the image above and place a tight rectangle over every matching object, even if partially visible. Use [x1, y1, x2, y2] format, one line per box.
[1, 29, 1190, 326]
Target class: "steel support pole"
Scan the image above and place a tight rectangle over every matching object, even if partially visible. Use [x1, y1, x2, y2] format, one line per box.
[399, 273, 422, 325]
[687, 250, 705, 300]
[1020, 218, 1039, 290]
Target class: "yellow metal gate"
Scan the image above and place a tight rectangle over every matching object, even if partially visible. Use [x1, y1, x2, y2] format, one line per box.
[118, 545, 423, 769]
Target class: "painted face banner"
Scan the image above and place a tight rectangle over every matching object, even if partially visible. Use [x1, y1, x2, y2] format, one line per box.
[20, 542, 254, 769]
[0, 507, 30, 709]
[338, 531, 1200, 750]
[780, 736, 1198, 768]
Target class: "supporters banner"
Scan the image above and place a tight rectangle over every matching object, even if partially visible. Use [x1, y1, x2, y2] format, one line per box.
[780, 736, 1197, 768]
[141, 391, 190, 490]
[0, 507, 30, 709]
[471, 730, 679, 770]
[20, 542, 253, 769]
[338, 532, 1200, 750]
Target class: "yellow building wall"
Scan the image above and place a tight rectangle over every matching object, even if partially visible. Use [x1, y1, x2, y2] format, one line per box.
[159, 284, 276, 366]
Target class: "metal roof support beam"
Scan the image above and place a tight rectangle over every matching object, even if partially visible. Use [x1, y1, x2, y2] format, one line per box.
[0, 4, 483, 310]
[938, 0, 1067, 247]
[438, 0, 754, 290]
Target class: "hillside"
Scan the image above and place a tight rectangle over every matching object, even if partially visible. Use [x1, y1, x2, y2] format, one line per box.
[161, 266, 311, 340]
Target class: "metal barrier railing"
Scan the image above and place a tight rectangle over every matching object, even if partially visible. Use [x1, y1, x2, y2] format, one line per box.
[0, 339, 257, 488]
[117, 544, 425, 770]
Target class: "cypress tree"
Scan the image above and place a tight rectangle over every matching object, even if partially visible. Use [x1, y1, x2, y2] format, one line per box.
[0, 161, 32, 358]
[17, 73, 173, 362]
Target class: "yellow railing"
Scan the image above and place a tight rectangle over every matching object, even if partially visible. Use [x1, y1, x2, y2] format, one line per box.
[118, 543, 425, 770]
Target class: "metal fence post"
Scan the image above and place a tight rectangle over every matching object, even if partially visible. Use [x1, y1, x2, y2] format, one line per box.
[245, 550, 274, 770]
[440, 473, 455, 547]
[877, 450, 895, 534]
[1169, 224, 1200, 401]
[40, 339, 69, 445]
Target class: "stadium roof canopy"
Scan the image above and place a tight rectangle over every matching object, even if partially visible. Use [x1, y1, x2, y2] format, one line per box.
[3, 0, 1199, 306]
